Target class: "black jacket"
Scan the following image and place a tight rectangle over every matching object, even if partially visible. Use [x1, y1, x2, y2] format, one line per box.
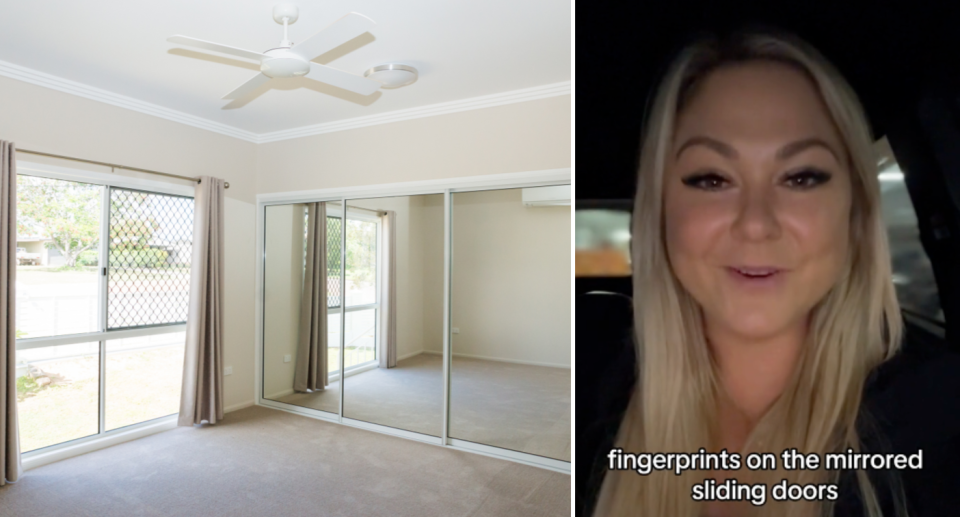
[576, 319, 960, 517]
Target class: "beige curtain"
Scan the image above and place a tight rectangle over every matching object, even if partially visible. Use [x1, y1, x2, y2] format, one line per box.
[1, 141, 21, 485]
[294, 202, 328, 391]
[379, 210, 397, 369]
[179, 176, 225, 426]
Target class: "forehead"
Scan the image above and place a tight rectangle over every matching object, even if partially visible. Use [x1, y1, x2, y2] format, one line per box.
[674, 60, 842, 147]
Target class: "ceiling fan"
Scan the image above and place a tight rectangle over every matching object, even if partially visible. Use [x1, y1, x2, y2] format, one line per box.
[167, 3, 382, 101]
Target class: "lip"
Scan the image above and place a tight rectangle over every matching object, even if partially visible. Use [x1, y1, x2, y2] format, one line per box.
[725, 266, 786, 287]
[729, 266, 784, 276]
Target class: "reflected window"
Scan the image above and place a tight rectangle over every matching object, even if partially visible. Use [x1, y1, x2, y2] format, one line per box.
[575, 207, 631, 277]
[345, 219, 377, 307]
[877, 137, 943, 323]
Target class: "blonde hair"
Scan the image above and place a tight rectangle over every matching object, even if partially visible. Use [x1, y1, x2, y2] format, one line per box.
[594, 28, 904, 517]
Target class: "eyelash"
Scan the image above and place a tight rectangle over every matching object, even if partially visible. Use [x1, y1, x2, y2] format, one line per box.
[681, 168, 833, 191]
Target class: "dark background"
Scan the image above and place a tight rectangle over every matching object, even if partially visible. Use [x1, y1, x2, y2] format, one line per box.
[576, 1, 960, 201]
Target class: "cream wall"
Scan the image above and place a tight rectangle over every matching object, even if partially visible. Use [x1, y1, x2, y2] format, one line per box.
[255, 95, 571, 194]
[0, 75, 259, 411]
[442, 189, 571, 367]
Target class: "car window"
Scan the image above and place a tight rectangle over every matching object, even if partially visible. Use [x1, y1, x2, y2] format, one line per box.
[876, 136, 944, 324]
[575, 205, 631, 277]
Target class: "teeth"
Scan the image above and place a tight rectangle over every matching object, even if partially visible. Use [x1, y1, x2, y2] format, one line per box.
[736, 268, 777, 277]
[737, 268, 777, 276]
[735, 267, 777, 277]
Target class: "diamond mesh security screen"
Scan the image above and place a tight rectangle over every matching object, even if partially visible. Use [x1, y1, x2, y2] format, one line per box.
[107, 188, 194, 329]
[327, 216, 342, 308]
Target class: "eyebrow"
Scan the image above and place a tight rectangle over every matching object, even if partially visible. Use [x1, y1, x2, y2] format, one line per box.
[674, 136, 842, 163]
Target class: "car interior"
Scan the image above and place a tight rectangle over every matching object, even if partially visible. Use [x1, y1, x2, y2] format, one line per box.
[576, 3, 960, 514]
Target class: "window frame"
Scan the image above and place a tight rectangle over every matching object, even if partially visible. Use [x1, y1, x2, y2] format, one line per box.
[14, 160, 195, 459]
[874, 137, 946, 333]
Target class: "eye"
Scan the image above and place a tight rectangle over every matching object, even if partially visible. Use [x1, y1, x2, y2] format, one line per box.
[681, 171, 730, 191]
[784, 168, 832, 189]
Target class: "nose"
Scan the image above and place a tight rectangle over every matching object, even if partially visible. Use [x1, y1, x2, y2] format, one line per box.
[731, 184, 781, 242]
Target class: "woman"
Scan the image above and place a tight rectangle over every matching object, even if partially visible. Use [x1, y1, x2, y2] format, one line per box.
[581, 28, 960, 517]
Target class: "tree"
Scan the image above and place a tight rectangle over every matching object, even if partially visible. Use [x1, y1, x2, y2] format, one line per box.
[346, 219, 377, 285]
[109, 190, 160, 252]
[16, 176, 100, 268]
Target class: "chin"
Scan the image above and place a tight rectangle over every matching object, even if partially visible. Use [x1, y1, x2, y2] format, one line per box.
[720, 309, 793, 340]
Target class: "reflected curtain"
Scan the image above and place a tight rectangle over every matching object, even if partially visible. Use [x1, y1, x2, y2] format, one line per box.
[178, 176, 225, 426]
[1, 141, 21, 485]
[294, 202, 328, 391]
[379, 210, 397, 369]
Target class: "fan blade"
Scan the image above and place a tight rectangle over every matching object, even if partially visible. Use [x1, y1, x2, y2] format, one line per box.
[222, 73, 272, 100]
[291, 13, 376, 61]
[307, 62, 381, 96]
[168, 35, 266, 62]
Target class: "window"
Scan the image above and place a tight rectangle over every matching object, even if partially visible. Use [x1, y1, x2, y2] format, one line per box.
[876, 137, 943, 324]
[107, 189, 194, 329]
[575, 204, 632, 277]
[16, 176, 101, 338]
[14, 170, 193, 453]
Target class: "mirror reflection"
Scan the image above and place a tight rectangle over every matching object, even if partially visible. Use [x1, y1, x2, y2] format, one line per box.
[342, 195, 445, 437]
[262, 202, 342, 414]
[450, 187, 571, 461]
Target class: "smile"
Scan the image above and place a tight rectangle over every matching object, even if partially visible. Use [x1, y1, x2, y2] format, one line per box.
[725, 266, 786, 285]
[729, 266, 782, 278]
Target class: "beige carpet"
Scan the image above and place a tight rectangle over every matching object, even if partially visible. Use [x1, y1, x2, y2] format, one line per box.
[273, 353, 570, 461]
[0, 406, 569, 517]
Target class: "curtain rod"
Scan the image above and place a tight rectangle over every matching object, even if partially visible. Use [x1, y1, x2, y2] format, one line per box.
[16, 148, 230, 189]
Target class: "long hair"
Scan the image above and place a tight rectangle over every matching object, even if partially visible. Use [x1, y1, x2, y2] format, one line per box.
[594, 28, 904, 517]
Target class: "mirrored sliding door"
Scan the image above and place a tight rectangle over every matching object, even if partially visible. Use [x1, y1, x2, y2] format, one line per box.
[262, 202, 341, 415]
[258, 178, 572, 470]
[342, 195, 445, 437]
[449, 187, 572, 461]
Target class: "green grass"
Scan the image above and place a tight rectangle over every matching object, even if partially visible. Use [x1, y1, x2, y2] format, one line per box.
[15, 346, 184, 453]
[15, 355, 99, 452]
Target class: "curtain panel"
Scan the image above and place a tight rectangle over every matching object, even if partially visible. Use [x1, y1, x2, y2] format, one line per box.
[178, 176, 225, 426]
[294, 202, 329, 392]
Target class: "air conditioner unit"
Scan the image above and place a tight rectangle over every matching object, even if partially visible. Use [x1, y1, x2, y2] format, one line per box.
[522, 185, 570, 207]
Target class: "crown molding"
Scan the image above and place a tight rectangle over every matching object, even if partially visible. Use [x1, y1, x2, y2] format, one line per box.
[0, 58, 569, 144]
[254, 81, 571, 143]
[0, 59, 260, 142]
[257, 167, 571, 204]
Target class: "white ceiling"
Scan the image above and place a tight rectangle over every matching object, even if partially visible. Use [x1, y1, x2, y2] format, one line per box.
[0, 0, 570, 137]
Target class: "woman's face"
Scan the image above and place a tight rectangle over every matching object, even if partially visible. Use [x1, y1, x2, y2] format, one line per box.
[664, 60, 853, 340]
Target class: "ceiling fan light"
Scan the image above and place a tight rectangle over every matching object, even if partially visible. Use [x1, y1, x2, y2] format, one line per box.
[364, 64, 418, 89]
[260, 48, 310, 79]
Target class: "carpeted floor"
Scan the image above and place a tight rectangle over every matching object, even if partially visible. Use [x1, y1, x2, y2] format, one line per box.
[0, 405, 569, 517]
[273, 353, 570, 461]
